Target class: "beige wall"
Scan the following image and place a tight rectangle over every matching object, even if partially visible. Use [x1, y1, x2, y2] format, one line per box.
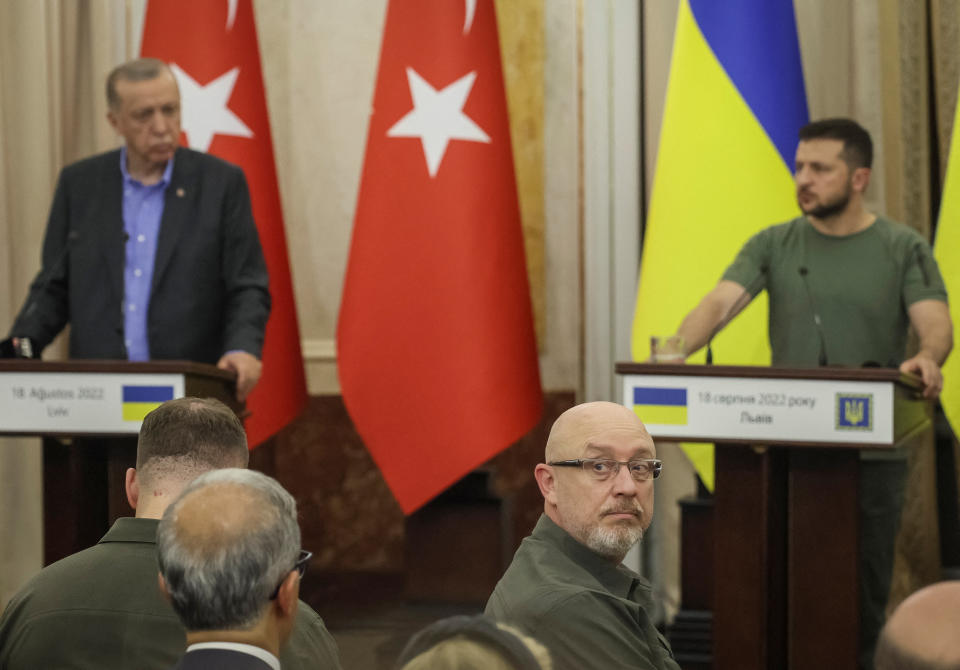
[254, 0, 386, 394]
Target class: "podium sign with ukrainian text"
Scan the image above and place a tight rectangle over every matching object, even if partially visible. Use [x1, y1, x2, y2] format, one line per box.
[0, 372, 185, 434]
[616, 362, 931, 669]
[623, 373, 890, 445]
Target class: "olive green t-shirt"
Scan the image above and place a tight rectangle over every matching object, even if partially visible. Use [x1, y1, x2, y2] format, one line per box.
[722, 216, 947, 367]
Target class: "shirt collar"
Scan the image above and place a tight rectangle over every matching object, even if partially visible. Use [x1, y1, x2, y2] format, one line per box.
[99, 517, 160, 545]
[186, 642, 280, 670]
[534, 514, 648, 601]
[119, 146, 175, 187]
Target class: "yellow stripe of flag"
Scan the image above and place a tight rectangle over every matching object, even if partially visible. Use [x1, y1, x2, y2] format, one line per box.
[122, 402, 165, 423]
[631, 0, 801, 491]
[934, 93, 960, 434]
[634, 404, 688, 426]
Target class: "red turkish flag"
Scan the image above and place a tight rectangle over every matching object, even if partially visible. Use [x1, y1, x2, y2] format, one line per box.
[141, 0, 307, 446]
[338, 0, 543, 513]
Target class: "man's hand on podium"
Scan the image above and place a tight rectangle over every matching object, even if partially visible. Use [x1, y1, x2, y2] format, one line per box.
[899, 352, 943, 399]
[217, 351, 262, 402]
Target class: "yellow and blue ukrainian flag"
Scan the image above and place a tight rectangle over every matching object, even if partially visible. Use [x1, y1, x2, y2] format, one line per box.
[934, 92, 960, 435]
[122, 385, 175, 422]
[631, 0, 808, 489]
[633, 387, 688, 426]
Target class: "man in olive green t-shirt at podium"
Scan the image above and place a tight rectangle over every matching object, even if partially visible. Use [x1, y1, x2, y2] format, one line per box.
[672, 118, 952, 670]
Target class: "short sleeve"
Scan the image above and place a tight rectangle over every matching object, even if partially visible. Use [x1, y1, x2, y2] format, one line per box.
[902, 237, 948, 307]
[721, 228, 773, 297]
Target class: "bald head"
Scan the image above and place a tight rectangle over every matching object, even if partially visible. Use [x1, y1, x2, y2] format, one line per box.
[876, 581, 960, 669]
[545, 401, 655, 462]
[535, 402, 657, 562]
[170, 481, 271, 554]
[157, 469, 300, 632]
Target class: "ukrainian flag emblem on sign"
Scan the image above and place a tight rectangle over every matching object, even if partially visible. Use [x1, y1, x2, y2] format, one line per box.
[122, 385, 175, 422]
[836, 393, 873, 431]
[633, 387, 688, 425]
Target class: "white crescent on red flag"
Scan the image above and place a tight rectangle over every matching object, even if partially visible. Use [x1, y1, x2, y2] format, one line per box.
[338, 0, 543, 514]
[141, 0, 307, 447]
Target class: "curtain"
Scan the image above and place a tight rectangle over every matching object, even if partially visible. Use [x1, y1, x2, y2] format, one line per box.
[0, 0, 129, 605]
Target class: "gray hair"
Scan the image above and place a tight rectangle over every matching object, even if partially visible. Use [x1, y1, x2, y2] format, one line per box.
[157, 469, 301, 631]
[106, 57, 172, 109]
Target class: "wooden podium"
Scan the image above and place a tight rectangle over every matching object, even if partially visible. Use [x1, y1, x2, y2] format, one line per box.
[616, 362, 931, 670]
[0, 360, 240, 563]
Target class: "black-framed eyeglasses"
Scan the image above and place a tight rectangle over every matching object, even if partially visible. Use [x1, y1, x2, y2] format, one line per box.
[269, 549, 312, 600]
[548, 458, 663, 481]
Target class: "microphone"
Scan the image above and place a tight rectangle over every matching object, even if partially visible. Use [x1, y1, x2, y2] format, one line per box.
[0, 336, 33, 359]
[798, 266, 828, 366]
[705, 265, 768, 364]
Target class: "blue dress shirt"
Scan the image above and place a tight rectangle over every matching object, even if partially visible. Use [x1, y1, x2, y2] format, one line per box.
[120, 148, 173, 361]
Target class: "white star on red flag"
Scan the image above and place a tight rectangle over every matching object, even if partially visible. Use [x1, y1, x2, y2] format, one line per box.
[170, 63, 253, 153]
[338, 0, 542, 513]
[386, 68, 490, 178]
[142, 0, 308, 448]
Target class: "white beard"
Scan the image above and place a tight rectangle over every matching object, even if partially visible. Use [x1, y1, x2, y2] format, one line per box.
[584, 523, 643, 562]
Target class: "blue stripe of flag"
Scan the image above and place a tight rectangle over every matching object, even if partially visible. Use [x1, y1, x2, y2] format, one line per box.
[688, 0, 809, 167]
[122, 385, 175, 403]
[633, 387, 687, 407]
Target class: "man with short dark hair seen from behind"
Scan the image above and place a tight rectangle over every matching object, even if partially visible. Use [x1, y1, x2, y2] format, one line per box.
[486, 401, 680, 670]
[0, 397, 341, 670]
[670, 118, 952, 668]
[874, 580, 960, 670]
[158, 468, 307, 670]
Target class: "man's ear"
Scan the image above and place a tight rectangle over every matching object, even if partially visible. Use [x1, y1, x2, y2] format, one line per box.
[125, 468, 140, 511]
[106, 108, 120, 133]
[157, 573, 171, 603]
[852, 166, 871, 193]
[534, 464, 557, 506]
[275, 570, 300, 620]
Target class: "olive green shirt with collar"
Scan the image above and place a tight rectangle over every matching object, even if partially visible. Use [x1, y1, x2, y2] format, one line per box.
[0, 517, 341, 670]
[486, 515, 680, 670]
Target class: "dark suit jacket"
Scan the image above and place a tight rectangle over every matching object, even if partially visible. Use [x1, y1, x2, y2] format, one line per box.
[171, 648, 274, 670]
[9, 147, 270, 362]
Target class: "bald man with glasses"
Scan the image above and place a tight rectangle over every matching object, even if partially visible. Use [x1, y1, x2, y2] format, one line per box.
[486, 401, 680, 670]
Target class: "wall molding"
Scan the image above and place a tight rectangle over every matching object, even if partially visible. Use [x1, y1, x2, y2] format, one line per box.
[301, 338, 337, 362]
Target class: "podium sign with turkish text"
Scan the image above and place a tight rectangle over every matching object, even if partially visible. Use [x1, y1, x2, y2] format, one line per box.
[0, 371, 185, 434]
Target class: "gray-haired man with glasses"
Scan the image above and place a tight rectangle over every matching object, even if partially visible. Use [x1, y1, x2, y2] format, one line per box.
[158, 468, 311, 670]
[486, 401, 680, 670]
